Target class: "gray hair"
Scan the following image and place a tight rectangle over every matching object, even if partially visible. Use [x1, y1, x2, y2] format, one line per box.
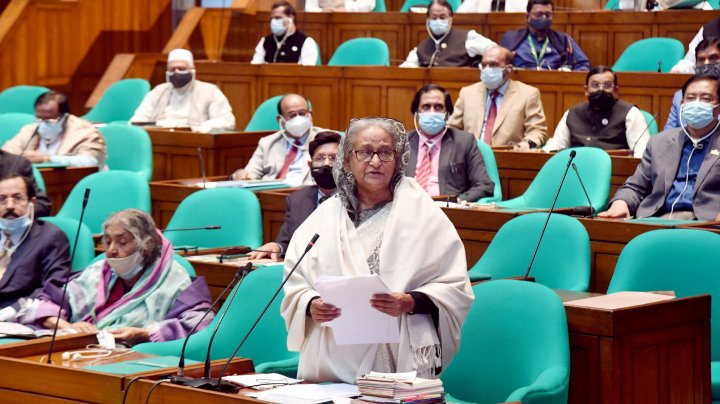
[333, 117, 409, 216]
[102, 209, 162, 268]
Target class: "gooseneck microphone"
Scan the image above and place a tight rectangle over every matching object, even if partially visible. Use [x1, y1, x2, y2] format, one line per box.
[171, 263, 252, 384]
[8, 126, 39, 174]
[161, 225, 221, 232]
[524, 151, 576, 280]
[571, 163, 595, 217]
[46, 188, 91, 364]
[197, 147, 207, 189]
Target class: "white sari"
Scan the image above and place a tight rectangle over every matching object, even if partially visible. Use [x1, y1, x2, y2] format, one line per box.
[281, 177, 473, 383]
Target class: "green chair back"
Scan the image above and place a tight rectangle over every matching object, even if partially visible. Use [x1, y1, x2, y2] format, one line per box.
[40, 217, 95, 272]
[468, 213, 590, 291]
[99, 124, 153, 181]
[442, 280, 570, 404]
[133, 265, 296, 369]
[373, 0, 387, 11]
[0, 112, 36, 145]
[91, 252, 196, 276]
[604, 0, 619, 8]
[496, 147, 611, 213]
[328, 38, 390, 66]
[612, 37, 685, 73]
[0, 85, 50, 115]
[476, 140, 502, 203]
[55, 171, 151, 234]
[164, 188, 262, 249]
[244, 95, 284, 132]
[82, 79, 150, 123]
[640, 109, 659, 136]
[32, 166, 46, 192]
[400, 0, 459, 11]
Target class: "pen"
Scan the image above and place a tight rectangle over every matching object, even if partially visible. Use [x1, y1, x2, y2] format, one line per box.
[134, 361, 168, 368]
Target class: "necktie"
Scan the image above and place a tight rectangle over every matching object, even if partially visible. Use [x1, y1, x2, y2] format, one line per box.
[277, 139, 302, 179]
[490, 0, 505, 11]
[318, 195, 330, 206]
[415, 141, 434, 189]
[484, 92, 499, 145]
[0, 234, 14, 280]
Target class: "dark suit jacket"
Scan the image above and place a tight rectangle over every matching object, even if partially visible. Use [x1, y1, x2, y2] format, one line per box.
[276, 186, 321, 254]
[0, 150, 52, 217]
[612, 128, 720, 220]
[0, 220, 71, 309]
[406, 128, 495, 202]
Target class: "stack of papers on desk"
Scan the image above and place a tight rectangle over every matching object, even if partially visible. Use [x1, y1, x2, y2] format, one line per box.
[191, 179, 288, 189]
[185, 254, 279, 267]
[357, 371, 445, 403]
[246, 383, 358, 404]
[223, 373, 302, 390]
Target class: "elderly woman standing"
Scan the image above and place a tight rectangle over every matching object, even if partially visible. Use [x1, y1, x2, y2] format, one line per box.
[24, 209, 213, 346]
[281, 118, 473, 383]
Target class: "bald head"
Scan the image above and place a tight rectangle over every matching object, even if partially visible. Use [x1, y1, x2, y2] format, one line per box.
[277, 94, 310, 116]
[481, 47, 514, 68]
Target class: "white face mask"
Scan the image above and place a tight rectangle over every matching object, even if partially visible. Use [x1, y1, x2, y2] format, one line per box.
[107, 251, 144, 280]
[0, 202, 33, 238]
[38, 115, 66, 143]
[282, 115, 312, 138]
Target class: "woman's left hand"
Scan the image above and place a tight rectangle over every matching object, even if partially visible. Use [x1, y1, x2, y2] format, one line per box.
[370, 293, 415, 317]
[109, 327, 150, 345]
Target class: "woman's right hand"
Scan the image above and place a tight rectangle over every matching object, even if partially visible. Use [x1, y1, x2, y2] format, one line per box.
[309, 298, 341, 324]
[69, 321, 99, 334]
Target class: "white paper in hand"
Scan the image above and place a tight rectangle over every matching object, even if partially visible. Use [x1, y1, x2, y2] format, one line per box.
[315, 275, 400, 345]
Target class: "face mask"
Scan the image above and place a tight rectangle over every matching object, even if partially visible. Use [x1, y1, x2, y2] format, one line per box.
[529, 17, 552, 32]
[682, 100, 718, 129]
[481, 67, 506, 90]
[107, 251, 145, 280]
[38, 117, 65, 143]
[418, 112, 447, 136]
[427, 18, 450, 36]
[0, 202, 33, 238]
[588, 91, 616, 111]
[167, 70, 194, 89]
[311, 166, 336, 189]
[282, 115, 312, 138]
[695, 63, 720, 78]
[270, 18, 287, 37]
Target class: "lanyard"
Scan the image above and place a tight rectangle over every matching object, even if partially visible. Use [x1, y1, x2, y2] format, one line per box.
[527, 33, 549, 66]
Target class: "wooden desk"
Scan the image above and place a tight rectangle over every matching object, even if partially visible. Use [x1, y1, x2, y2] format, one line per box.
[146, 128, 272, 181]
[39, 166, 98, 215]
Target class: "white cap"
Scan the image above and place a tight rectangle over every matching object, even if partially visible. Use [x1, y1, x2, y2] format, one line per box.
[168, 49, 194, 68]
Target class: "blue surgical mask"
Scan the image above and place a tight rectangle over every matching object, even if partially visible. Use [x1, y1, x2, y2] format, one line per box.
[427, 18, 450, 36]
[529, 16, 552, 32]
[38, 118, 65, 143]
[682, 101, 718, 129]
[270, 18, 287, 37]
[481, 67, 506, 90]
[418, 112, 447, 136]
[0, 203, 33, 238]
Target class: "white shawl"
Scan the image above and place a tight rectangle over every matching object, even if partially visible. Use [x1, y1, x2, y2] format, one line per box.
[281, 177, 473, 383]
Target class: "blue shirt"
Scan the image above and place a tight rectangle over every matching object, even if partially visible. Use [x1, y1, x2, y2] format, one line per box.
[512, 32, 589, 71]
[664, 136, 711, 212]
[664, 89, 685, 131]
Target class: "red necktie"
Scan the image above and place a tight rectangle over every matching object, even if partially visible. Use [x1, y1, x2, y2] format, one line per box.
[277, 139, 301, 179]
[483, 92, 499, 145]
[415, 141, 433, 189]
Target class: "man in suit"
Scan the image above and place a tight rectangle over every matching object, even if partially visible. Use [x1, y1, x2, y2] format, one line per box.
[231, 93, 330, 187]
[0, 174, 70, 318]
[0, 150, 51, 217]
[447, 46, 548, 150]
[248, 131, 340, 260]
[599, 74, 720, 221]
[406, 84, 495, 202]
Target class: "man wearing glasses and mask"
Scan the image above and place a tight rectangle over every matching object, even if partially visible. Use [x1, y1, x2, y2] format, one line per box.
[249, 131, 339, 261]
[2, 91, 106, 167]
[543, 66, 649, 157]
[232, 93, 334, 187]
[130, 49, 236, 132]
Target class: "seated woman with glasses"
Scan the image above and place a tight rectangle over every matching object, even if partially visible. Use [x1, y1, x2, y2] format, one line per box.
[20, 209, 214, 346]
[542, 66, 650, 157]
[281, 117, 474, 383]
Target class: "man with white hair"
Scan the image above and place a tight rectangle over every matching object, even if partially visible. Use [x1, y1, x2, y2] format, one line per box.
[130, 49, 236, 132]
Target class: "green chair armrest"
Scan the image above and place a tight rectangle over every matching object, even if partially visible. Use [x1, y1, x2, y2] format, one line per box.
[506, 366, 569, 404]
[468, 273, 492, 282]
[254, 355, 300, 378]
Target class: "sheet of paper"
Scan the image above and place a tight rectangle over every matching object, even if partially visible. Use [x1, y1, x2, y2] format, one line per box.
[185, 254, 279, 267]
[223, 373, 302, 390]
[315, 275, 400, 345]
[563, 291, 674, 310]
[247, 383, 359, 404]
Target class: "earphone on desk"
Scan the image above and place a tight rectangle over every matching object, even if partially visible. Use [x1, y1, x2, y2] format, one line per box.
[61, 348, 113, 361]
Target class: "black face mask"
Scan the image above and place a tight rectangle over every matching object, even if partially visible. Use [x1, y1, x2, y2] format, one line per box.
[311, 166, 336, 189]
[588, 90, 616, 111]
[696, 63, 720, 78]
[168, 71, 193, 88]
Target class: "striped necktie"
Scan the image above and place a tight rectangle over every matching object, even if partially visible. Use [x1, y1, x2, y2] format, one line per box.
[415, 140, 434, 189]
[484, 91, 499, 145]
[277, 139, 302, 179]
[0, 233, 14, 280]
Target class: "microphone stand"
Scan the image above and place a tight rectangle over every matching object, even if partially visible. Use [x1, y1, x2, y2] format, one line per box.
[161, 225, 221, 232]
[8, 127, 39, 174]
[571, 163, 595, 217]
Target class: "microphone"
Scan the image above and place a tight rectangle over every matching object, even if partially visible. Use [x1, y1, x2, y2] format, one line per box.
[46, 188, 91, 364]
[197, 147, 207, 189]
[571, 163, 595, 217]
[170, 263, 252, 385]
[657, 60, 663, 73]
[199, 234, 320, 393]
[8, 126, 39, 174]
[524, 151, 576, 280]
[161, 225, 221, 232]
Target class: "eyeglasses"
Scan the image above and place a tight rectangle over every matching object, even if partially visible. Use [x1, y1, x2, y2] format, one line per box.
[284, 109, 311, 120]
[37, 113, 67, 125]
[0, 195, 28, 206]
[588, 82, 614, 90]
[312, 154, 336, 164]
[352, 149, 397, 162]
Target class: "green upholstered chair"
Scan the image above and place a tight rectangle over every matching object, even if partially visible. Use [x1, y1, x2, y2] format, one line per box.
[372, 0, 387, 11]
[99, 124, 153, 181]
[0, 112, 36, 145]
[640, 109, 659, 136]
[476, 140, 502, 203]
[495, 147, 611, 213]
[32, 166, 46, 192]
[612, 38, 685, 73]
[133, 265, 298, 376]
[91, 252, 196, 276]
[164, 188, 262, 250]
[82, 79, 150, 123]
[442, 280, 570, 404]
[400, 0, 459, 11]
[54, 171, 151, 234]
[607, 229, 720, 401]
[0, 85, 50, 115]
[244, 95, 284, 132]
[328, 38, 390, 66]
[467, 213, 591, 291]
[40, 217, 95, 272]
